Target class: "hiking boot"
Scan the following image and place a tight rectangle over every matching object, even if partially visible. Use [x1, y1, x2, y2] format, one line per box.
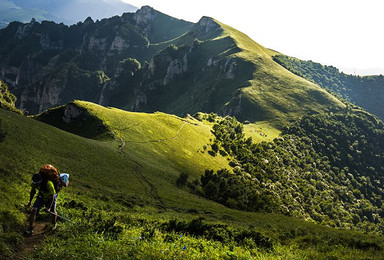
[44, 223, 57, 231]
[24, 229, 34, 236]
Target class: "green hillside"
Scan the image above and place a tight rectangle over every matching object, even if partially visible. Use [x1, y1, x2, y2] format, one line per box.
[217, 20, 345, 124]
[274, 55, 384, 121]
[128, 18, 346, 127]
[0, 7, 345, 128]
[1, 6, 384, 259]
[1, 102, 384, 259]
[195, 109, 384, 234]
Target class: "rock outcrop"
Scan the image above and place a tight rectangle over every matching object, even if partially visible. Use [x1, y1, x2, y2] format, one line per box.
[62, 102, 84, 123]
[134, 6, 156, 26]
[163, 55, 188, 85]
[196, 17, 220, 33]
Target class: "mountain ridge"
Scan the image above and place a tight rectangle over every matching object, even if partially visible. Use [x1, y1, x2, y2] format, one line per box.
[1, 4, 384, 259]
[0, 7, 344, 127]
[0, 0, 137, 28]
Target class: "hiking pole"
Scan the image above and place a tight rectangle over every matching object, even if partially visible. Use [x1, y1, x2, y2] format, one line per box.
[48, 211, 75, 224]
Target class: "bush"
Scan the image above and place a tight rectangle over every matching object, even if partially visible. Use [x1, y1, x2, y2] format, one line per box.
[176, 172, 189, 188]
[198, 112, 384, 234]
[0, 119, 6, 142]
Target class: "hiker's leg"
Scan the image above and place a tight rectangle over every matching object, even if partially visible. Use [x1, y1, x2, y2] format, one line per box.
[30, 196, 44, 230]
[50, 194, 58, 224]
[29, 207, 37, 230]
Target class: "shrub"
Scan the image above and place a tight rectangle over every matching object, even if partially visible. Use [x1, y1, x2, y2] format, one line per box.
[176, 172, 189, 188]
[0, 120, 6, 142]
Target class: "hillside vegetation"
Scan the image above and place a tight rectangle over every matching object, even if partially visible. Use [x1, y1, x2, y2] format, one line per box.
[1, 5, 384, 259]
[274, 55, 384, 121]
[1, 102, 383, 259]
[125, 18, 346, 125]
[0, 7, 345, 127]
[194, 110, 384, 235]
[0, 80, 21, 114]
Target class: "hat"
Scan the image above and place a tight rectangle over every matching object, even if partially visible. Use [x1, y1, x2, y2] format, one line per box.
[32, 173, 42, 185]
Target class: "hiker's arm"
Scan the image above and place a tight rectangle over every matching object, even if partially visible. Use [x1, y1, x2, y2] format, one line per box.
[44, 181, 56, 212]
[45, 194, 55, 212]
[27, 187, 36, 208]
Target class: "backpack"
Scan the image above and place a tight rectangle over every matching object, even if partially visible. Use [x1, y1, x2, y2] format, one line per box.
[39, 164, 59, 183]
[39, 164, 69, 193]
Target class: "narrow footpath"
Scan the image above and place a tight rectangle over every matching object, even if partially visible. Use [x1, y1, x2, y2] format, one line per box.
[9, 221, 48, 259]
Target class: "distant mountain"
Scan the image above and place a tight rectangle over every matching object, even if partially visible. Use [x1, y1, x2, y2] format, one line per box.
[0, 0, 137, 28]
[0, 6, 343, 126]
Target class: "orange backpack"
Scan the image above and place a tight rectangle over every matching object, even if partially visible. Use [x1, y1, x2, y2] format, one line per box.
[39, 164, 60, 189]
[39, 164, 59, 181]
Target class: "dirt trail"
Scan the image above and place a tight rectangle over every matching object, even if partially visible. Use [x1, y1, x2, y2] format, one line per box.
[132, 160, 166, 209]
[9, 221, 48, 260]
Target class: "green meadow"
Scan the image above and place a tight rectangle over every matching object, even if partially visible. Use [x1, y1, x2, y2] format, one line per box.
[1, 102, 383, 259]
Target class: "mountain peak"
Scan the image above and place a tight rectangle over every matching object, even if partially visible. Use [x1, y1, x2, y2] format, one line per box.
[134, 5, 156, 25]
[83, 16, 94, 25]
[137, 5, 154, 12]
[196, 16, 220, 33]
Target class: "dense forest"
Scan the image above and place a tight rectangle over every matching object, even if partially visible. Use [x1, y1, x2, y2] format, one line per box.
[192, 111, 384, 234]
[273, 55, 384, 120]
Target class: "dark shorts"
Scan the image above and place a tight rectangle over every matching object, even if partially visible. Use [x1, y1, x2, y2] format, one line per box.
[32, 193, 58, 213]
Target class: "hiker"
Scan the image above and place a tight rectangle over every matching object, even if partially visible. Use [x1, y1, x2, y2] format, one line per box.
[25, 164, 69, 235]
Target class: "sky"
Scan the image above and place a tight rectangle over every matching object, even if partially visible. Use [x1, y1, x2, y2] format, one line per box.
[122, 0, 384, 76]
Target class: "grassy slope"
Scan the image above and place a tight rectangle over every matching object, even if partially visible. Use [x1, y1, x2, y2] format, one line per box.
[1, 99, 232, 211]
[213, 20, 346, 125]
[243, 121, 281, 142]
[69, 101, 231, 209]
[1, 104, 383, 258]
[143, 18, 345, 135]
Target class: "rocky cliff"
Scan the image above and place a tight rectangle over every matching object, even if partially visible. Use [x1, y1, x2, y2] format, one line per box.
[0, 6, 193, 114]
[0, 6, 344, 125]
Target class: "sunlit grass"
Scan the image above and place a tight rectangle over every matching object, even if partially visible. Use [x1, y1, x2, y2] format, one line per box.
[1, 104, 383, 258]
[243, 121, 281, 143]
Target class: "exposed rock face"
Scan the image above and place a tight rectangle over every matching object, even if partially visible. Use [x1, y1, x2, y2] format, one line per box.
[148, 59, 156, 76]
[0, 6, 263, 121]
[15, 19, 36, 39]
[83, 17, 94, 26]
[88, 36, 108, 51]
[1, 66, 19, 86]
[207, 57, 213, 66]
[111, 36, 129, 52]
[134, 6, 156, 25]
[195, 17, 220, 33]
[224, 58, 237, 79]
[133, 5, 156, 37]
[163, 55, 188, 85]
[131, 91, 148, 111]
[0, 6, 197, 115]
[62, 103, 84, 123]
[40, 34, 64, 50]
[19, 77, 62, 113]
